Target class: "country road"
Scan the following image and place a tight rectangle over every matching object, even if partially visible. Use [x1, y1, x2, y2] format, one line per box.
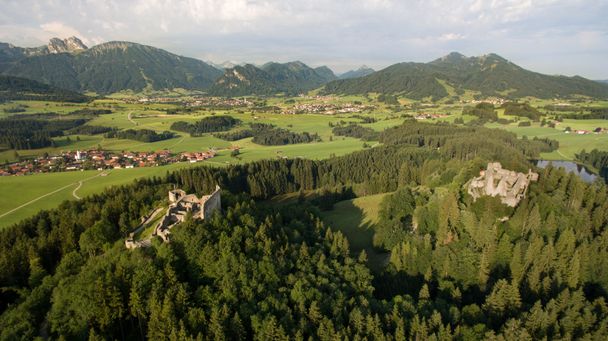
[0, 172, 106, 220]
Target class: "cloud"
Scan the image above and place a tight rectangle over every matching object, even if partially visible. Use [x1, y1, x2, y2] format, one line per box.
[439, 33, 465, 41]
[40, 21, 83, 39]
[0, 0, 606, 77]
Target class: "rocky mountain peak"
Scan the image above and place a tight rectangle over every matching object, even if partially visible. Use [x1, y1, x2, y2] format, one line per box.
[47, 37, 88, 54]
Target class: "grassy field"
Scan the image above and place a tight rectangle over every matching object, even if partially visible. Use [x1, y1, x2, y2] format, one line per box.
[486, 120, 608, 160]
[320, 193, 390, 272]
[0, 95, 393, 228]
[2, 94, 607, 229]
[0, 161, 208, 228]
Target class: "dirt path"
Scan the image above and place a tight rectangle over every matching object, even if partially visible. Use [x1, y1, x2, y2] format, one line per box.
[0, 172, 106, 220]
[167, 136, 185, 149]
[72, 181, 83, 199]
[127, 111, 137, 125]
[556, 149, 570, 160]
[131, 207, 165, 238]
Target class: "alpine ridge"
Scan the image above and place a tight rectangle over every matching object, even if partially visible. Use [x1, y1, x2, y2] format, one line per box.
[323, 52, 608, 99]
[208, 61, 336, 96]
[0, 38, 222, 94]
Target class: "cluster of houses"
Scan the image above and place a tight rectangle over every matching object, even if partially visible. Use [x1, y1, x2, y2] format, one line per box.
[282, 103, 374, 115]
[564, 127, 607, 135]
[122, 96, 251, 108]
[297, 95, 339, 102]
[185, 97, 250, 107]
[467, 97, 507, 105]
[0, 149, 216, 176]
[414, 113, 449, 120]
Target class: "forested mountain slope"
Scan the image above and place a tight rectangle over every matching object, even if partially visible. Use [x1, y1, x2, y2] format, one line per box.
[0, 39, 222, 94]
[323, 52, 608, 99]
[208, 61, 336, 96]
[0, 75, 89, 102]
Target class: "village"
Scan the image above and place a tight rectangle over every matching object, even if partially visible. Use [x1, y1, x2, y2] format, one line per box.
[122, 95, 252, 108]
[281, 102, 375, 115]
[0, 148, 216, 176]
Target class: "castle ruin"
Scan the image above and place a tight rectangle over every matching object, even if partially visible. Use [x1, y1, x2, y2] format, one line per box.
[467, 162, 538, 207]
[155, 185, 222, 241]
[125, 185, 221, 248]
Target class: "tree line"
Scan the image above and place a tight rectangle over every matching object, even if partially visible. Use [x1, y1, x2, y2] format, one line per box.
[577, 149, 608, 182]
[104, 129, 176, 142]
[170, 115, 240, 136]
[0, 118, 87, 149]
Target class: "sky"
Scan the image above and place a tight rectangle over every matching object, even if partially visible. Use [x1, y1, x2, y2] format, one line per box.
[0, 0, 606, 78]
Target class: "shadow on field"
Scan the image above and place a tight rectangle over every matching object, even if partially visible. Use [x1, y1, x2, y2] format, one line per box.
[321, 200, 389, 273]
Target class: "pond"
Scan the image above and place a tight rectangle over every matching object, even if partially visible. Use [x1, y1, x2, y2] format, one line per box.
[534, 160, 598, 183]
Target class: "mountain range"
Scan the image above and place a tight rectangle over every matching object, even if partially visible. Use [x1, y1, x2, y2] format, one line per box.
[208, 61, 336, 96]
[0, 38, 222, 94]
[338, 66, 375, 80]
[1, 38, 607, 99]
[323, 52, 608, 99]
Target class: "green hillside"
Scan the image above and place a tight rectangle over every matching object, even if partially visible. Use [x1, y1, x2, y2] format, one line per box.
[1, 41, 222, 94]
[209, 61, 336, 96]
[0, 75, 89, 102]
[323, 52, 608, 99]
[339, 65, 375, 79]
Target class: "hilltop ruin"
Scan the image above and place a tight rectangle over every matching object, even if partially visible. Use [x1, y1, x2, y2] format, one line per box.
[125, 186, 221, 249]
[155, 186, 222, 241]
[467, 162, 538, 207]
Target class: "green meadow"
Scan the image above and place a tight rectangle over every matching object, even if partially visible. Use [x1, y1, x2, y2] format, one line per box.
[0, 162, 208, 228]
[320, 193, 390, 272]
[1, 94, 607, 228]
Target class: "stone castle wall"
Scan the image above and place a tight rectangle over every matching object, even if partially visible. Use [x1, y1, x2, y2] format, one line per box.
[201, 185, 221, 219]
[126, 186, 222, 249]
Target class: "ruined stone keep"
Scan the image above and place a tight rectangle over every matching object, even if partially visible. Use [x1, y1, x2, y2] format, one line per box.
[156, 185, 222, 241]
[467, 162, 538, 207]
[125, 186, 221, 249]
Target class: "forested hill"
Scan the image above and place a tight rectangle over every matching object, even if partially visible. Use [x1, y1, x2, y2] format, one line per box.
[0, 75, 89, 102]
[323, 52, 608, 99]
[208, 61, 336, 96]
[0, 39, 223, 94]
[339, 65, 375, 79]
[4, 121, 608, 339]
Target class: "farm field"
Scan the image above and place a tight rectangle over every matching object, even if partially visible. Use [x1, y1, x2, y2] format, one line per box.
[2, 94, 607, 228]
[0, 161, 207, 228]
[486, 119, 608, 160]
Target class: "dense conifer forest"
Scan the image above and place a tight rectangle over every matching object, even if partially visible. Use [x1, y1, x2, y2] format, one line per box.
[104, 129, 176, 142]
[2, 121, 608, 339]
[170, 115, 240, 136]
[213, 123, 321, 145]
[332, 124, 378, 141]
[0, 75, 90, 103]
[0, 117, 87, 149]
[577, 149, 608, 182]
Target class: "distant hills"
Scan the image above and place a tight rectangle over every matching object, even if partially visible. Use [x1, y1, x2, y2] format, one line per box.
[338, 66, 375, 79]
[208, 61, 336, 96]
[0, 38, 222, 94]
[323, 52, 608, 100]
[2, 38, 607, 99]
[0, 75, 89, 102]
[596, 80, 608, 85]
